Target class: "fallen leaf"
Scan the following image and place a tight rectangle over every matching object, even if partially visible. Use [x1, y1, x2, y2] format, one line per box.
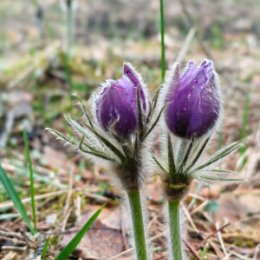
[61, 206, 126, 259]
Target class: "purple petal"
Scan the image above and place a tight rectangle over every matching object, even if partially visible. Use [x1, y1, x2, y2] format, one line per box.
[165, 60, 221, 139]
[123, 63, 147, 112]
[95, 63, 148, 139]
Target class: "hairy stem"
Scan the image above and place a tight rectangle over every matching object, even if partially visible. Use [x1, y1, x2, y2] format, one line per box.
[168, 200, 183, 260]
[127, 190, 148, 260]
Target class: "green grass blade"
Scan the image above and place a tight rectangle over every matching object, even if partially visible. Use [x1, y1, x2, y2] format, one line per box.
[23, 130, 37, 232]
[56, 206, 104, 260]
[160, 0, 166, 81]
[63, 0, 74, 98]
[0, 164, 34, 234]
[42, 238, 50, 260]
[65, 53, 73, 99]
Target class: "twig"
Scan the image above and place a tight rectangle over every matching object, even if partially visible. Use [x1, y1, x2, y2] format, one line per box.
[253, 244, 260, 260]
[216, 222, 230, 260]
[61, 166, 74, 231]
[2, 251, 18, 260]
[197, 222, 230, 248]
[21, 230, 35, 248]
[84, 190, 111, 204]
[190, 200, 209, 215]
[0, 190, 68, 210]
[1, 246, 27, 252]
[107, 230, 166, 260]
[0, 236, 26, 246]
[61, 208, 72, 233]
[222, 253, 232, 260]
[107, 248, 133, 260]
[181, 203, 199, 233]
[183, 239, 202, 260]
[74, 195, 81, 221]
[0, 230, 24, 240]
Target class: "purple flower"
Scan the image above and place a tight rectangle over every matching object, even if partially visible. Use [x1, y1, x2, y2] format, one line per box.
[165, 60, 221, 139]
[95, 63, 147, 139]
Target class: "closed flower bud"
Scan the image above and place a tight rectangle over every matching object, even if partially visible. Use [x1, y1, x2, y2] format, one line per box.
[95, 63, 147, 139]
[165, 60, 221, 139]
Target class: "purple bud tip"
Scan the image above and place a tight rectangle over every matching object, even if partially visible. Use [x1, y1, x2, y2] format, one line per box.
[165, 60, 221, 139]
[123, 63, 147, 112]
[96, 63, 147, 139]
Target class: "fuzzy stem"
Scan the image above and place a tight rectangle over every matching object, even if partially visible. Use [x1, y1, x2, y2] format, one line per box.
[127, 190, 148, 260]
[168, 200, 183, 260]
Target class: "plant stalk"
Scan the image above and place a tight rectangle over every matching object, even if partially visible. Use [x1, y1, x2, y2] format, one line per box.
[66, 0, 74, 58]
[64, 0, 74, 99]
[127, 190, 148, 260]
[168, 200, 182, 260]
[160, 0, 166, 81]
[23, 130, 37, 233]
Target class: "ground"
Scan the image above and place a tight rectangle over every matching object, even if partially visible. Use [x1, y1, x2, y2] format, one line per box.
[0, 0, 260, 259]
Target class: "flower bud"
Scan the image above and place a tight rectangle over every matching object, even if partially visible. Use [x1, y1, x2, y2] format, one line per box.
[95, 63, 147, 139]
[165, 60, 221, 139]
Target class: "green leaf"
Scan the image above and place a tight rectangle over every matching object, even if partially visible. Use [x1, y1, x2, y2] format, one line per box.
[184, 137, 210, 174]
[151, 88, 160, 113]
[207, 169, 239, 175]
[178, 140, 193, 173]
[66, 117, 125, 162]
[72, 95, 94, 128]
[167, 134, 176, 176]
[77, 135, 116, 162]
[56, 206, 104, 260]
[190, 141, 241, 174]
[47, 128, 116, 162]
[83, 123, 125, 162]
[0, 164, 34, 234]
[200, 176, 243, 182]
[143, 105, 165, 140]
[153, 156, 168, 173]
[23, 129, 37, 232]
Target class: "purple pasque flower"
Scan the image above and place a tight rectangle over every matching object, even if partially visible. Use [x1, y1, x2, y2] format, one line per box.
[95, 63, 148, 139]
[165, 60, 221, 139]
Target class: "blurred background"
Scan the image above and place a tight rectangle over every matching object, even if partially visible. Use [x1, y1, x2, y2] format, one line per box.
[0, 0, 260, 259]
